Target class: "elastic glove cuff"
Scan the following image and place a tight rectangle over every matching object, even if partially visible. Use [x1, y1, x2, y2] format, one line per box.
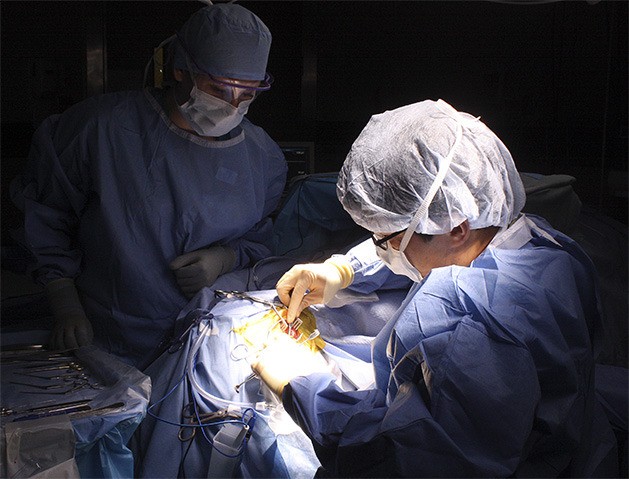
[323, 257, 354, 289]
[45, 278, 85, 316]
[218, 246, 237, 275]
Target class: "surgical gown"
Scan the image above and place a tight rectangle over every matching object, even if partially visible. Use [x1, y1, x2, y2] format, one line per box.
[282, 215, 618, 477]
[12, 88, 287, 367]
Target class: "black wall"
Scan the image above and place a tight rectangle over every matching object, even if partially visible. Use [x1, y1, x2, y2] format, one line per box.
[2, 0, 627, 232]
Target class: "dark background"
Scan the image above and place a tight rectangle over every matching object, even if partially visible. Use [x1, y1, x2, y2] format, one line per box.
[1, 0, 627, 235]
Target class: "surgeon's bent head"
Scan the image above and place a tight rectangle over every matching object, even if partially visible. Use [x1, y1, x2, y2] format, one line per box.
[337, 99, 527, 279]
[168, 3, 273, 138]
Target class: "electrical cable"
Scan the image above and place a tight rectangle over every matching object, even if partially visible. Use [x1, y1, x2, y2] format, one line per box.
[147, 307, 262, 428]
[146, 371, 246, 431]
[143, 300, 262, 475]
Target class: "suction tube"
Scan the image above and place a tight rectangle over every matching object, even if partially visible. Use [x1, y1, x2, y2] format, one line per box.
[187, 320, 267, 411]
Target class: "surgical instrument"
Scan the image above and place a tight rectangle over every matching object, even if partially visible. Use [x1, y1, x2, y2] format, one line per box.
[178, 404, 242, 442]
[1, 354, 76, 365]
[166, 308, 215, 354]
[10, 459, 41, 478]
[215, 290, 289, 328]
[20, 379, 102, 395]
[19, 362, 84, 373]
[297, 329, 321, 344]
[1, 399, 90, 417]
[13, 402, 125, 423]
[234, 372, 257, 393]
[10, 380, 75, 390]
[20, 371, 90, 380]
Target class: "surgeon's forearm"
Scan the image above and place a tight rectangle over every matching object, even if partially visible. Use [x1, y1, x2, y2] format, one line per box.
[281, 372, 393, 478]
[45, 278, 84, 316]
[227, 217, 274, 269]
[281, 372, 374, 443]
[343, 239, 413, 293]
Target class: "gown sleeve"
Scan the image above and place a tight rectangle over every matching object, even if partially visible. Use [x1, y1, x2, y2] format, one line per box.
[283, 316, 541, 477]
[226, 131, 287, 269]
[333, 238, 413, 294]
[11, 101, 96, 285]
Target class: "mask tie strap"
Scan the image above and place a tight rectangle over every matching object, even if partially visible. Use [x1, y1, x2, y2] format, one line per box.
[399, 116, 463, 252]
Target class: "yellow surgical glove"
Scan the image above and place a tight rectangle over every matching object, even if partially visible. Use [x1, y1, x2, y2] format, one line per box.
[251, 333, 329, 396]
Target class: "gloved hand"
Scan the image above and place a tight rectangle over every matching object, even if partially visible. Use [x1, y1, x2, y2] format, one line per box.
[170, 245, 236, 299]
[46, 278, 94, 350]
[276, 257, 354, 323]
[251, 334, 330, 396]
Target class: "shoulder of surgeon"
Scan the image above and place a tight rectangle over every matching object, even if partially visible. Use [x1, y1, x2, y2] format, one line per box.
[412, 216, 598, 327]
[40, 90, 152, 145]
[238, 117, 286, 165]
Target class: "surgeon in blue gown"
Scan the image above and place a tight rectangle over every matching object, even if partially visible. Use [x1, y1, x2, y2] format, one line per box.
[11, 4, 287, 368]
[253, 100, 619, 477]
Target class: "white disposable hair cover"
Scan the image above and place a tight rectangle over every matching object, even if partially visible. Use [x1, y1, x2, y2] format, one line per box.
[337, 99, 526, 236]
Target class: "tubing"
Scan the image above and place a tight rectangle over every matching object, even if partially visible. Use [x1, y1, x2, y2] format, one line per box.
[187, 320, 266, 410]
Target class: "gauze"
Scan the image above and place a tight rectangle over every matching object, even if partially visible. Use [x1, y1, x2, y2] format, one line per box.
[337, 99, 526, 236]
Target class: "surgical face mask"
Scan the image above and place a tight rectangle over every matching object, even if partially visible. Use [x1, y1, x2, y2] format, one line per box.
[375, 234, 424, 283]
[178, 83, 252, 137]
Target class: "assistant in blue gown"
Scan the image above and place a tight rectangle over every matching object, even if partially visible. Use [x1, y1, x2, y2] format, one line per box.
[11, 4, 287, 368]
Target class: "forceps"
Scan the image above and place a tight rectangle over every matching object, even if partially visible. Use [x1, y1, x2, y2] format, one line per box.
[177, 403, 242, 441]
[215, 290, 289, 328]
[167, 308, 215, 353]
[19, 378, 102, 395]
[20, 361, 83, 373]
[234, 372, 257, 393]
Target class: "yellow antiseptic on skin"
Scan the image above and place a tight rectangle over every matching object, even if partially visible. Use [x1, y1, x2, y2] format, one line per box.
[232, 306, 325, 354]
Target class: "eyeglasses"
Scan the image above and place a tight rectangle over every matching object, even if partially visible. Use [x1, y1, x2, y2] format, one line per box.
[371, 230, 405, 250]
[195, 72, 273, 103]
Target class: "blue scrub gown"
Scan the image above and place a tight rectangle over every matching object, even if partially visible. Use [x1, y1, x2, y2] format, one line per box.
[13, 88, 287, 367]
[282, 215, 618, 477]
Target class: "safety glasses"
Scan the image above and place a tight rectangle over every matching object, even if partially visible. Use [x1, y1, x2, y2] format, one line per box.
[195, 72, 273, 103]
[371, 230, 405, 250]
[177, 36, 273, 103]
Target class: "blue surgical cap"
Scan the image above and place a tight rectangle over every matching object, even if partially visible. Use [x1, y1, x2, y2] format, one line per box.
[174, 3, 271, 81]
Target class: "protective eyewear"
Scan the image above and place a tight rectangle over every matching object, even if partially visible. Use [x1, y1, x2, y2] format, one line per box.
[177, 36, 272, 103]
[196, 72, 273, 103]
[371, 230, 405, 250]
